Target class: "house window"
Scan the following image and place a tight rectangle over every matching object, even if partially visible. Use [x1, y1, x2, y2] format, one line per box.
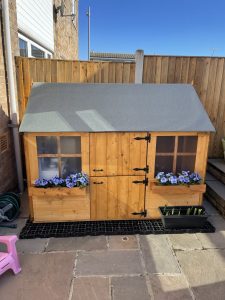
[155, 136, 198, 174]
[19, 38, 28, 57]
[36, 136, 82, 179]
[18, 33, 53, 58]
[31, 45, 45, 58]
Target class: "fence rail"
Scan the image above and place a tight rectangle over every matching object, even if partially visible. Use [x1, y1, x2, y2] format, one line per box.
[15, 55, 225, 158]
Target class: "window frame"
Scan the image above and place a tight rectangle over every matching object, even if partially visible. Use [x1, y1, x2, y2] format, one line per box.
[155, 135, 198, 174]
[37, 136, 82, 178]
[24, 133, 90, 185]
[18, 33, 53, 58]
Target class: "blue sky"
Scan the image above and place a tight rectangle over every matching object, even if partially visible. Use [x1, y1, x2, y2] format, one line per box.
[79, 0, 225, 60]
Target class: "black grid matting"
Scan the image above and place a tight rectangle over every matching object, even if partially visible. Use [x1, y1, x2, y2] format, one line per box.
[19, 219, 215, 239]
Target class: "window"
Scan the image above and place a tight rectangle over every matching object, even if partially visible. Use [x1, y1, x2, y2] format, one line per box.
[31, 45, 45, 58]
[37, 136, 82, 179]
[18, 33, 53, 58]
[19, 38, 28, 57]
[155, 136, 197, 174]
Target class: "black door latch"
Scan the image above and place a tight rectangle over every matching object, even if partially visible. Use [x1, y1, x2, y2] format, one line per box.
[131, 210, 147, 217]
[133, 166, 149, 173]
[134, 134, 151, 142]
[132, 178, 148, 185]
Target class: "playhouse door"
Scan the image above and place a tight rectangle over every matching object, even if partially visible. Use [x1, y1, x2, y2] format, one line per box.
[90, 176, 146, 220]
[90, 132, 149, 176]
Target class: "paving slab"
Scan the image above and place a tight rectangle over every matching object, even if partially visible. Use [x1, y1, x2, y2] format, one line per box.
[208, 215, 225, 231]
[0, 218, 27, 236]
[176, 249, 225, 300]
[17, 238, 49, 253]
[196, 231, 225, 249]
[75, 250, 143, 276]
[72, 277, 110, 300]
[150, 274, 192, 300]
[0, 252, 76, 300]
[46, 236, 107, 252]
[139, 235, 180, 274]
[108, 235, 138, 249]
[169, 234, 202, 251]
[111, 276, 150, 300]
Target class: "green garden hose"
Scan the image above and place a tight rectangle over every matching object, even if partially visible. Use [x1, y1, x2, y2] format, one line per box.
[0, 192, 20, 228]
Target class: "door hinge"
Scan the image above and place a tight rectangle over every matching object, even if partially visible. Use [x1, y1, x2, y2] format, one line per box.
[131, 210, 147, 217]
[132, 178, 148, 185]
[134, 133, 151, 142]
[133, 165, 149, 173]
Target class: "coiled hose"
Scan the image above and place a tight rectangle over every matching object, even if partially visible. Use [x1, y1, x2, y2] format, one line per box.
[0, 192, 20, 228]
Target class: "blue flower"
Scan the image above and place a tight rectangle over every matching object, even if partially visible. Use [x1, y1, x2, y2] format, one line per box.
[156, 172, 165, 179]
[183, 177, 190, 184]
[160, 177, 168, 184]
[182, 171, 190, 176]
[169, 176, 178, 184]
[178, 175, 185, 183]
[166, 172, 174, 177]
[35, 178, 48, 187]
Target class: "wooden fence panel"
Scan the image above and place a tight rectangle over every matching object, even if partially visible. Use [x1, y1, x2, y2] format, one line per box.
[16, 55, 225, 157]
[143, 55, 225, 157]
[15, 58, 136, 121]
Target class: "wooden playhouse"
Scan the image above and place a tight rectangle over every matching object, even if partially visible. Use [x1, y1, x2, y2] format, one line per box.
[19, 83, 215, 222]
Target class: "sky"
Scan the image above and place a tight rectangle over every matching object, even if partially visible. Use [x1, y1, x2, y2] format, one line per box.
[78, 0, 225, 60]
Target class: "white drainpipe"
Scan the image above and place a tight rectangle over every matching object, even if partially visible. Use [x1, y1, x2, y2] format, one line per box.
[2, 0, 24, 192]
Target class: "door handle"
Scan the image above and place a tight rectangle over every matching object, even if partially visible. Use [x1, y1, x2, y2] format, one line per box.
[93, 181, 104, 184]
[93, 169, 104, 172]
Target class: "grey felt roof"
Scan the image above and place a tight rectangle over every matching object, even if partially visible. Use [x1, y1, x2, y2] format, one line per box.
[19, 83, 215, 133]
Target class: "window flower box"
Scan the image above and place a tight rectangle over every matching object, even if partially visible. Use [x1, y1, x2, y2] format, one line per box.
[152, 171, 206, 194]
[150, 182, 206, 194]
[29, 172, 90, 222]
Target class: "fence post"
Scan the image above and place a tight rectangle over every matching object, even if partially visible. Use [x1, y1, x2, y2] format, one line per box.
[135, 49, 144, 83]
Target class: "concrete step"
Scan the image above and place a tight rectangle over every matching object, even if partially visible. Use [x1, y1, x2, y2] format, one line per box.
[207, 158, 225, 185]
[205, 173, 225, 216]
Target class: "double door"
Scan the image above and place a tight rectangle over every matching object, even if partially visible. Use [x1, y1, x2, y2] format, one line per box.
[90, 132, 149, 220]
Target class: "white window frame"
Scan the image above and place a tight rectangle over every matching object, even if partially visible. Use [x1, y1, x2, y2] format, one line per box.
[18, 33, 53, 58]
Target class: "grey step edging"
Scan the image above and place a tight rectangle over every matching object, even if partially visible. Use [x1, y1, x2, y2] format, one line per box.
[207, 159, 225, 185]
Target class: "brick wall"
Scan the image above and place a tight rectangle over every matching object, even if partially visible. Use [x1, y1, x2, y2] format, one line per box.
[53, 0, 78, 60]
[0, 0, 19, 192]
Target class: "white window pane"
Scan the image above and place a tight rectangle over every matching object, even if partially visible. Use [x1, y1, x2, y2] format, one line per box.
[37, 136, 58, 154]
[38, 157, 59, 179]
[61, 158, 82, 178]
[19, 38, 28, 57]
[31, 45, 45, 58]
[60, 137, 81, 154]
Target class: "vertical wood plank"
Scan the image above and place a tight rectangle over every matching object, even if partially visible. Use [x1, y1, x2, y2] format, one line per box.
[129, 63, 135, 83]
[160, 56, 169, 83]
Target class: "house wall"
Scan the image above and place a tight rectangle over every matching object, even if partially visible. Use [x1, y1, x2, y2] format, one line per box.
[16, 0, 54, 52]
[0, 0, 19, 192]
[53, 0, 78, 60]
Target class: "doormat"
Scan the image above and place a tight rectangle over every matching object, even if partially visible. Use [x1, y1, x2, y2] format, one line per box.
[19, 219, 215, 239]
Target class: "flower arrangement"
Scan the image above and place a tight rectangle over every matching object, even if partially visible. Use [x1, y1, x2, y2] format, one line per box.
[156, 171, 201, 185]
[34, 172, 89, 189]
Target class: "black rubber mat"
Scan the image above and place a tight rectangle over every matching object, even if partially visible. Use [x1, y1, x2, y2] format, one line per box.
[19, 219, 215, 239]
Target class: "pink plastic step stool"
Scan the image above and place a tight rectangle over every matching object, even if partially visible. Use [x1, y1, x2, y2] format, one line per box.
[0, 235, 21, 276]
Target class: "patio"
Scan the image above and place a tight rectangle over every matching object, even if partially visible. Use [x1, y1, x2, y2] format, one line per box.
[0, 193, 225, 300]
